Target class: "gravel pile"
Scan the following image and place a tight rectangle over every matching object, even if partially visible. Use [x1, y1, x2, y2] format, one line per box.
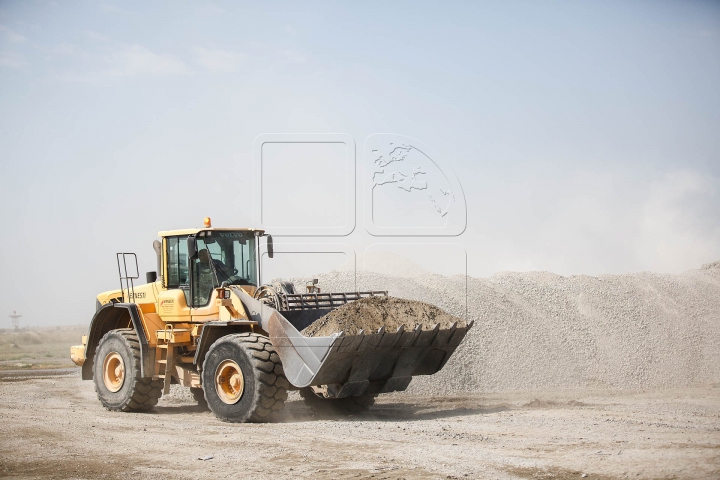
[301, 296, 465, 337]
[287, 260, 720, 394]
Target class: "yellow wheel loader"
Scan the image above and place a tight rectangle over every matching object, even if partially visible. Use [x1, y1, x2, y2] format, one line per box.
[70, 218, 473, 423]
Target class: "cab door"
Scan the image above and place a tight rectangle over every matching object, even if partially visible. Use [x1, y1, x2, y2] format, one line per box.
[158, 235, 192, 322]
[189, 236, 221, 321]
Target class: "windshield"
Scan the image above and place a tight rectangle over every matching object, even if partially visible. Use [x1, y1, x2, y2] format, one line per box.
[195, 230, 257, 288]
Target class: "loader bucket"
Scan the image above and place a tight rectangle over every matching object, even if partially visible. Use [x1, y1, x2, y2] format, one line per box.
[231, 287, 473, 397]
[268, 311, 473, 397]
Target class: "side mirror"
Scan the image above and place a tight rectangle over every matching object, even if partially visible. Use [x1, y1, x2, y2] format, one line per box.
[267, 235, 274, 259]
[187, 235, 198, 260]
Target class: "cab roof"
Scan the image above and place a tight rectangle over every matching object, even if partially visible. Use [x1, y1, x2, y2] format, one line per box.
[157, 227, 265, 237]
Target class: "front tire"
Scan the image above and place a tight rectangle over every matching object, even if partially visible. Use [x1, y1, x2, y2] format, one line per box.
[201, 333, 288, 423]
[93, 329, 163, 412]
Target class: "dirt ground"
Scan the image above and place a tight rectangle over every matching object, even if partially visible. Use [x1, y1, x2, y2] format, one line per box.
[0, 371, 717, 480]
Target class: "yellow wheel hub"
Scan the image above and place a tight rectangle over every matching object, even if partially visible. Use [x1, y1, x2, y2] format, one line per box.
[102, 352, 125, 393]
[215, 359, 245, 405]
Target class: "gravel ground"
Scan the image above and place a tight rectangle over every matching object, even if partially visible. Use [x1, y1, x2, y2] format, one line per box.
[0, 373, 718, 479]
[1, 263, 717, 479]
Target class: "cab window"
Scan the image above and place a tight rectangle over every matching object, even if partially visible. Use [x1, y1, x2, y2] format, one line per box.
[166, 236, 188, 288]
[190, 231, 257, 307]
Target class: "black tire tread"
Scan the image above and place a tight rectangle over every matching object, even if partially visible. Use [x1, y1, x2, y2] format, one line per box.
[191, 387, 209, 410]
[202, 333, 288, 423]
[93, 328, 163, 412]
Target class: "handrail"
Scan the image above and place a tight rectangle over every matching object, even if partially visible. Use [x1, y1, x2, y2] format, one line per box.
[116, 253, 139, 304]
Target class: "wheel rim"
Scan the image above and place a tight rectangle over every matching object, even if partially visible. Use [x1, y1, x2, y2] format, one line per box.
[102, 352, 125, 393]
[215, 359, 245, 404]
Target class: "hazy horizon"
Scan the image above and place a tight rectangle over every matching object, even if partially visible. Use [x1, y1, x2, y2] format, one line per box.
[1, 1, 719, 326]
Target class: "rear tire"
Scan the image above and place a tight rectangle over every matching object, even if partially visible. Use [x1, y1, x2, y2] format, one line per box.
[191, 387, 209, 410]
[93, 329, 163, 412]
[201, 333, 288, 423]
[300, 387, 376, 415]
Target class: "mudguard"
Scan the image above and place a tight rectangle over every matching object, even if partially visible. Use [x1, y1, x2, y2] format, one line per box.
[82, 303, 154, 380]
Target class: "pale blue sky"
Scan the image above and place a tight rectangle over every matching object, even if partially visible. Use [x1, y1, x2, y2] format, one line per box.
[1, 1, 719, 326]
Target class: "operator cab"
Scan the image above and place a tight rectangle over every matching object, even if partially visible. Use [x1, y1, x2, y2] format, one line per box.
[160, 221, 264, 309]
[191, 230, 257, 305]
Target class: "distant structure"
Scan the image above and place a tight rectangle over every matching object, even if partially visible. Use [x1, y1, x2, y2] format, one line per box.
[8, 311, 21, 331]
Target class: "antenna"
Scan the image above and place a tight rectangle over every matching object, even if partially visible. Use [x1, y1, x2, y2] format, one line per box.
[8, 311, 21, 331]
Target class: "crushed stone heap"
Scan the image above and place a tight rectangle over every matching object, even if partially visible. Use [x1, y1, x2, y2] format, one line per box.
[302, 296, 465, 337]
[288, 259, 720, 393]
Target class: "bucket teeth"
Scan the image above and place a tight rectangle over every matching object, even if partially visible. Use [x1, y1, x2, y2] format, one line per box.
[322, 320, 472, 339]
